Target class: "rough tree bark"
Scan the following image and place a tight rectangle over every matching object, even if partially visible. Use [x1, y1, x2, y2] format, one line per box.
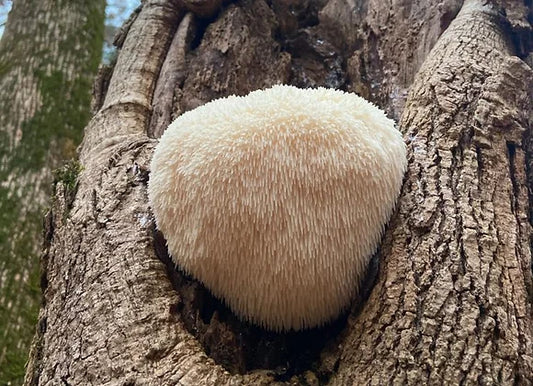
[0, 0, 105, 383]
[25, 0, 533, 384]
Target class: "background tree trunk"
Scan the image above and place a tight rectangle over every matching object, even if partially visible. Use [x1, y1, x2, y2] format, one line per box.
[25, 0, 533, 384]
[0, 0, 105, 383]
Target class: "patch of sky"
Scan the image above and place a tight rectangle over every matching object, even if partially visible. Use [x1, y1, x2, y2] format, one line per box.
[0, 0, 13, 38]
[103, 0, 141, 63]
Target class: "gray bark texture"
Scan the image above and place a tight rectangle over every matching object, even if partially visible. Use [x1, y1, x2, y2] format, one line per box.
[25, 0, 533, 384]
[0, 0, 104, 383]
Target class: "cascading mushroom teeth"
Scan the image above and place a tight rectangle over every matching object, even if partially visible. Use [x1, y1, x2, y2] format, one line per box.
[148, 85, 407, 332]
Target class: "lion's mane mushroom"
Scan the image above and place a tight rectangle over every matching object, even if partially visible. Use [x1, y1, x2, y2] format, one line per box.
[148, 85, 407, 332]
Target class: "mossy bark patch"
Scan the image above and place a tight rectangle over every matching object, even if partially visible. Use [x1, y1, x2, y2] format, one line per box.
[0, 1, 105, 384]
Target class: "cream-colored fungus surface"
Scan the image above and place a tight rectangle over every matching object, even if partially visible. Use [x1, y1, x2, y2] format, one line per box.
[149, 85, 406, 331]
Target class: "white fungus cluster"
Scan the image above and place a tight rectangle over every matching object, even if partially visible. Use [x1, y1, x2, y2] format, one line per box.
[148, 85, 407, 331]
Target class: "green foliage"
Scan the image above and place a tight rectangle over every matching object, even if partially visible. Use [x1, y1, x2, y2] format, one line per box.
[53, 159, 83, 193]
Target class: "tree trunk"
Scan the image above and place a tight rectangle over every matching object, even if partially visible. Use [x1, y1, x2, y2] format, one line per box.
[0, 0, 105, 383]
[25, 0, 533, 384]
